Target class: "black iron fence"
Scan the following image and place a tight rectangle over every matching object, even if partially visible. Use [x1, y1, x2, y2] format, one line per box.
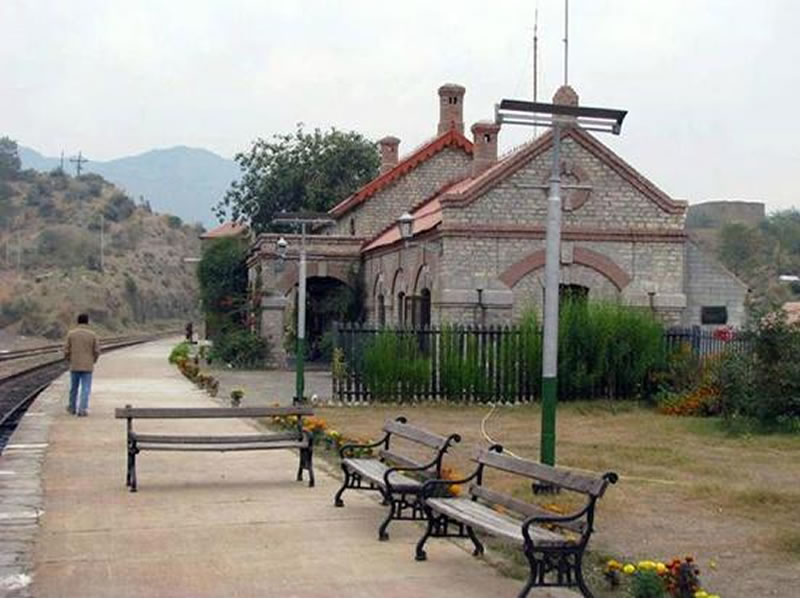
[332, 323, 750, 404]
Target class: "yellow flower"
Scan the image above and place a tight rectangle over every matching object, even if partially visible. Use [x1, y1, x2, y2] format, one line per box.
[637, 560, 656, 571]
[623, 564, 636, 575]
[606, 560, 622, 570]
[656, 562, 667, 575]
[694, 590, 708, 598]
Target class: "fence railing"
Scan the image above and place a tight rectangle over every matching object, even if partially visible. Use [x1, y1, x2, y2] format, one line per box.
[332, 323, 750, 404]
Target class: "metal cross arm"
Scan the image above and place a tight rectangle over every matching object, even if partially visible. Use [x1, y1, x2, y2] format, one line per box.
[495, 99, 627, 135]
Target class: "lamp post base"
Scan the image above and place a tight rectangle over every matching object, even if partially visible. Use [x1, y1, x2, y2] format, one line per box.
[540, 376, 557, 466]
[295, 337, 306, 405]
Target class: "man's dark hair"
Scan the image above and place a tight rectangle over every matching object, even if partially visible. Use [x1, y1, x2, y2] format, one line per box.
[77, 313, 89, 325]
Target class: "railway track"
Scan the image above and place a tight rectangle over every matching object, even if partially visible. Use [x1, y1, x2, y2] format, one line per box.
[0, 333, 180, 450]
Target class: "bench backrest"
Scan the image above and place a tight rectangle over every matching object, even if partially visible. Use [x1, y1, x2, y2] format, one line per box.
[114, 406, 314, 419]
[378, 417, 460, 472]
[467, 483, 585, 533]
[473, 447, 613, 497]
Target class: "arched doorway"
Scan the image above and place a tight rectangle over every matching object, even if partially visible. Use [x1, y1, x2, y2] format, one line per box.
[302, 276, 358, 362]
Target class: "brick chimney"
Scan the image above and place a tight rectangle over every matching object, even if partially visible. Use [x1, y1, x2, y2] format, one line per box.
[378, 136, 400, 174]
[437, 83, 465, 135]
[552, 85, 579, 124]
[471, 121, 501, 177]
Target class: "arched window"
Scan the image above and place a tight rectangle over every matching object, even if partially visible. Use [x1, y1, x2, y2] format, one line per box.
[419, 288, 431, 328]
[398, 292, 406, 326]
[377, 294, 386, 327]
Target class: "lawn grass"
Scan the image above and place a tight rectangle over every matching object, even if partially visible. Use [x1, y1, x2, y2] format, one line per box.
[314, 401, 800, 597]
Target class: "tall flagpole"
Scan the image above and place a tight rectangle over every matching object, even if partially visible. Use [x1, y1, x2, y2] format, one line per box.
[563, 0, 569, 85]
[533, 4, 539, 138]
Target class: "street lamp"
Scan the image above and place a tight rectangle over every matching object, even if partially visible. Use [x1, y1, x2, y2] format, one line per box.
[398, 212, 414, 241]
[495, 93, 626, 467]
[271, 212, 334, 405]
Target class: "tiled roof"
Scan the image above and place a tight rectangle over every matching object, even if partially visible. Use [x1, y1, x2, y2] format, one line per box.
[362, 124, 690, 254]
[328, 129, 473, 218]
[362, 179, 465, 252]
[200, 222, 248, 239]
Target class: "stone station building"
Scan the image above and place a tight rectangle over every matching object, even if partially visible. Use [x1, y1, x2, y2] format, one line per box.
[247, 83, 747, 365]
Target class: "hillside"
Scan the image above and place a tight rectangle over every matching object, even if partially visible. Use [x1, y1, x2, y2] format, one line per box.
[19, 145, 239, 228]
[687, 201, 800, 315]
[0, 144, 202, 342]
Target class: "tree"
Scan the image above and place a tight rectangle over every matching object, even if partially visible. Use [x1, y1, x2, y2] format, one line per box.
[196, 237, 249, 332]
[718, 223, 761, 275]
[215, 125, 380, 232]
[0, 137, 21, 180]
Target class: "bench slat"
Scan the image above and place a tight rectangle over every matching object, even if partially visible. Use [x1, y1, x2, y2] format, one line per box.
[343, 458, 421, 489]
[427, 497, 570, 546]
[475, 449, 608, 496]
[132, 432, 301, 445]
[383, 420, 449, 449]
[469, 484, 585, 534]
[115, 406, 314, 419]
[138, 441, 308, 452]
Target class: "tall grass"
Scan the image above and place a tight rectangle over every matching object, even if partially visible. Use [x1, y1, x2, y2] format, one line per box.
[355, 300, 666, 403]
[557, 300, 665, 400]
[362, 330, 430, 402]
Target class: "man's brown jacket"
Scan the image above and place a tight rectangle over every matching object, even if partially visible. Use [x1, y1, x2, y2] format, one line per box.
[64, 327, 100, 372]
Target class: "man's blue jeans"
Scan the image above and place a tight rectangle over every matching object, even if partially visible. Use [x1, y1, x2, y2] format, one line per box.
[68, 371, 93, 414]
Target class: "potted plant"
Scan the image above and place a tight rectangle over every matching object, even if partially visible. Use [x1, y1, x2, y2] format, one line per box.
[230, 388, 245, 407]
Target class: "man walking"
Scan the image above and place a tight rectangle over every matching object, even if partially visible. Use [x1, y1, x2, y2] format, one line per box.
[64, 313, 100, 416]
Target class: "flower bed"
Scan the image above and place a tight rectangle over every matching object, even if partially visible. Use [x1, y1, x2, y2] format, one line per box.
[604, 556, 717, 598]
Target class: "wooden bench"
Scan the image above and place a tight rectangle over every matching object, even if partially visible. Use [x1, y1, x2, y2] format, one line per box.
[415, 444, 617, 598]
[333, 416, 461, 541]
[114, 405, 315, 492]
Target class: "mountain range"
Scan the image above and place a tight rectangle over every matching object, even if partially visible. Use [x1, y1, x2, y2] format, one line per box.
[19, 145, 240, 228]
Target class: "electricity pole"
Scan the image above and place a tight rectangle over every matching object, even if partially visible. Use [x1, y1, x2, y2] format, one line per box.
[70, 151, 88, 176]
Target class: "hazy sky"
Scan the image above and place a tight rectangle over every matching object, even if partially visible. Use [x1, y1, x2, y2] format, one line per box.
[2, 0, 798, 212]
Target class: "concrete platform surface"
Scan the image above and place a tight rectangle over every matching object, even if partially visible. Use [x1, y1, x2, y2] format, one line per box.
[2, 339, 562, 597]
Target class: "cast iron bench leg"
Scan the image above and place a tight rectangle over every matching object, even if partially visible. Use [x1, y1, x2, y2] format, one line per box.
[306, 447, 315, 488]
[129, 449, 138, 493]
[414, 506, 436, 561]
[333, 465, 350, 507]
[378, 491, 394, 541]
[467, 525, 484, 556]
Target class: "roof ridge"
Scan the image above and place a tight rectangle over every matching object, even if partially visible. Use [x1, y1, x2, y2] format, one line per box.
[329, 129, 473, 218]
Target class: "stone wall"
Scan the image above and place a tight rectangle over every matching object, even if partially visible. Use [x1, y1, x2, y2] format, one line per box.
[442, 136, 685, 230]
[684, 239, 749, 329]
[325, 147, 471, 239]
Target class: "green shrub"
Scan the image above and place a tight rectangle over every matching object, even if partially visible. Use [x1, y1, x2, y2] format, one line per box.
[363, 330, 430, 402]
[209, 329, 269, 368]
[104, 192, 136, 222]
[0, 297, 39, 328]
[718, 316, 800, 429]
[631, 570, 666, 597]
[166, 215, 182, 229]
[557, 300, 665, 400]
[168, 341, 191, 364]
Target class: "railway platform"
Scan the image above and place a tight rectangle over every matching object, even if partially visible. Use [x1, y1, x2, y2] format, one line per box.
[0, 338, 531, 597]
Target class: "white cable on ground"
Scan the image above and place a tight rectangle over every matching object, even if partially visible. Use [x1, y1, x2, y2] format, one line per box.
[479, 402, 680, 486]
